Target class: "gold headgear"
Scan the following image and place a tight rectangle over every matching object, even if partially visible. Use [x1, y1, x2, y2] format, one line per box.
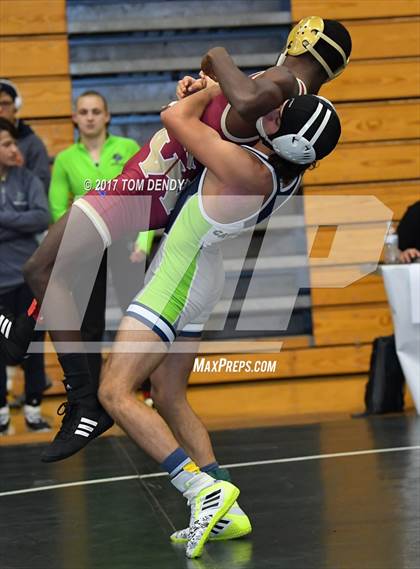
[276, 16, 349, 80]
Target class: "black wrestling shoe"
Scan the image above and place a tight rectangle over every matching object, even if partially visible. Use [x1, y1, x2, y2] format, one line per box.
[41, 398, 114, 463]
[0, 311, 35, 365]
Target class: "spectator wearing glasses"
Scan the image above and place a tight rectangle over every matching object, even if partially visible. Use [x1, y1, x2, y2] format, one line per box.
[0, 79, 50, 193]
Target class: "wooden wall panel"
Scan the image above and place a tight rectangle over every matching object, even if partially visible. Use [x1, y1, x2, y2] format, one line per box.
[42, 343, 372, 391]
[321, 58, 420, 102]
[346, 18, 420, 60]
[0, 0, 71, 134]
[9, 77, 72, 119]
[312, 303, 393, 346]
[27, 118, 74, 157]
[304, 141, 420, 185]
[337, 100, 420, 143]
[304, 181, 420, 222]
[308, 224, 388, 265]
[311, 273, 387, 306]
[190, 344, 372, 384]
[305, 194, 399, 225]
[0, 36, 69, 77]
[292, 1, 420, 21]
[0, 1, 66, 36]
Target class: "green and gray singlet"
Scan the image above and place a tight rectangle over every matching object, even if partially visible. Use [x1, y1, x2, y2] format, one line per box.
[127, 146, 302, 343]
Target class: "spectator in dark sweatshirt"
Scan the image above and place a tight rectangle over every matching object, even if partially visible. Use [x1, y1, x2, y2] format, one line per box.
[398, 201, 420, 264]
[0, 117, 51, 434]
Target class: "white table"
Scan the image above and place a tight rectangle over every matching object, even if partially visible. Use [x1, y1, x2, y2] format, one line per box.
[381, 263, 420, 414]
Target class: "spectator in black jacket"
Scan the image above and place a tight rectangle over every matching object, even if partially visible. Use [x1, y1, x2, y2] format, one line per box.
[0, 79, 50, 193]
[0, 118, 50, 434]
[398, 201, 420, 264]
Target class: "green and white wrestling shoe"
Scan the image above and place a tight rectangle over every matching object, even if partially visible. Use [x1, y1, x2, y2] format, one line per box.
[184, 480, 240, 558]
[171, 501, 252, 543]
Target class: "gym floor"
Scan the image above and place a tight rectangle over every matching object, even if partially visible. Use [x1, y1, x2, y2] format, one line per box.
[1, 415, 419, 569]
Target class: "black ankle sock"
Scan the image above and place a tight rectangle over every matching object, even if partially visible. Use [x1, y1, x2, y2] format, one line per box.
[58, 353, 98, 405]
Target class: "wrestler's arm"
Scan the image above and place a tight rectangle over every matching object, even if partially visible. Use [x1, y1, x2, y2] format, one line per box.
[161, 89, 264, 189]
[202, 46, 297, 122]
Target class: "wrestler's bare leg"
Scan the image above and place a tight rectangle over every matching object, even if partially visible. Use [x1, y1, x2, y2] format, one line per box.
[150, 337, 216, 466]
[98, 316, 182, 461]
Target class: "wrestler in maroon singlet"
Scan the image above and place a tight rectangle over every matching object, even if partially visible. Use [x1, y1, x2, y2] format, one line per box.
[73, 82, 305, 245]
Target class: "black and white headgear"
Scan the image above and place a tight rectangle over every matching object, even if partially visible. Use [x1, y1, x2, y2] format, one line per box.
[256, 94, 341, 164]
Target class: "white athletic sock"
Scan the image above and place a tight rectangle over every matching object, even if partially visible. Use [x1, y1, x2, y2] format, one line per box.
[171, 467, 214, 499]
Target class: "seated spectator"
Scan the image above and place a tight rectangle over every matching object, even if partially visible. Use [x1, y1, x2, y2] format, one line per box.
[0, 118, 51, 434]
[397, 201, 420, 263]
[0, 79, 50, 193]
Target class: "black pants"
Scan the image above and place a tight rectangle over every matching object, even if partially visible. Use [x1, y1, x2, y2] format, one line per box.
[78, 240, 147, 389]
[0, 284, 46, 407]
[77, 253, 107, 391]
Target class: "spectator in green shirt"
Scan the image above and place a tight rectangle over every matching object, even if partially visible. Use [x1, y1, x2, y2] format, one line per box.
[49, 91, 139, 221]
[48, 90, 152, 387]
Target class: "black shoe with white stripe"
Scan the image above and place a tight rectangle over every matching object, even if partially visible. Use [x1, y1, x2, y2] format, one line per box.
[41, 398, 114, 463]
[0, 311, 34, 365]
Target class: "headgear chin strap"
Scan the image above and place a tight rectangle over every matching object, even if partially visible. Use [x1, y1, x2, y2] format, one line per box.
[256, 97, 333, 165]
[276, 16, 349, 80]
